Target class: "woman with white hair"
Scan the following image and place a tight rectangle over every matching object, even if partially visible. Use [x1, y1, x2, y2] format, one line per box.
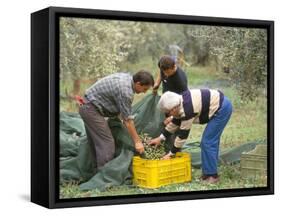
[149, 89, 232, 184]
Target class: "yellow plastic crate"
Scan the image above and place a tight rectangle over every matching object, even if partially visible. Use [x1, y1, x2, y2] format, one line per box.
[133, 152, 191, 188]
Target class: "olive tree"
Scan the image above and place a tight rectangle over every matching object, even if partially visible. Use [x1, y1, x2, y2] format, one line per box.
[187, 25, 267, 101]
[60, 18, 129, 95]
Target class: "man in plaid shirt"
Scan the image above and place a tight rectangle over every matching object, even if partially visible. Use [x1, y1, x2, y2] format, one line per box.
[79, 70, 154, 170]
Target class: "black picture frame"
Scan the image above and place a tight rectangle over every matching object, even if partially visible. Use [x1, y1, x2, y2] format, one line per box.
[31, 6, 274, 208]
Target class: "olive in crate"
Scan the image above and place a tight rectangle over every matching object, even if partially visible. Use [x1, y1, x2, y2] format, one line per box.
[139, 133, 166, 160]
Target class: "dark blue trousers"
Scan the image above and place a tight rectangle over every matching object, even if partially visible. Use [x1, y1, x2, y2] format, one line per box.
[201, 96, 232, 175]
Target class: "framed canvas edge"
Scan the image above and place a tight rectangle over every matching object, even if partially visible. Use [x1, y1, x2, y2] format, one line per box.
[31, 6, 274, 209]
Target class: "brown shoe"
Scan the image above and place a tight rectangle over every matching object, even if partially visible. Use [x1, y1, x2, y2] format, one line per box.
[201, 175, 219, 184]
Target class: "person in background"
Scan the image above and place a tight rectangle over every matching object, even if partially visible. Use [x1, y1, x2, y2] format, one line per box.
[79, 71, 154, 170]
[153, 55, 188, 94]
[149, 89, 232, 184]
[152, 55, 188, 125]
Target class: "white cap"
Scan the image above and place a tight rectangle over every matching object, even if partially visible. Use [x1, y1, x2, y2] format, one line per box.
[158, 91, 182, 113]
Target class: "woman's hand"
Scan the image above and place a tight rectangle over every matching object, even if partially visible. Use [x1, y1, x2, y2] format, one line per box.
[148, 137, 161, 146]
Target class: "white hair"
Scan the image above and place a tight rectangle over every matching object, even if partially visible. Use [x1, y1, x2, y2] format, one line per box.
[158, 91, 182, 113]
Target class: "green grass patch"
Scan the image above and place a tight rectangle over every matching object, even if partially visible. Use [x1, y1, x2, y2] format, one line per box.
[187, 65, 222, 87]
[60, 164, 267, 199]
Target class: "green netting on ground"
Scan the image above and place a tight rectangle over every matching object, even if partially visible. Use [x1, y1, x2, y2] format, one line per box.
[60, 94, 264, 191]
[132, 94, 165, 138]
[60, 115, 135, 191]
[181, 142, 263, 168]
[60, 94, 165, 191]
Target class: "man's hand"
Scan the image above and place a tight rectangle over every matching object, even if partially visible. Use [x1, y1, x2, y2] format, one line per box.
[162, 152, 174, 160]
[149, 137, 162, 146]
[135, 141, 144, 154]
[164, 116, 173, 125]
[123, 119, 144, 154]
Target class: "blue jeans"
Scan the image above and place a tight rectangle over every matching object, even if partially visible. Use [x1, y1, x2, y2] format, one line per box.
[201, 96, 232, 175]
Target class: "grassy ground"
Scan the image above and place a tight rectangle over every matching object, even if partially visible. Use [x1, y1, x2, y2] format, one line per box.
[60, 164, 267, 199]
[60, 62, 267, 199]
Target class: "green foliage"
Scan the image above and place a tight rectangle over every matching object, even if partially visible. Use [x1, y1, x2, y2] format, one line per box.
[60, 18, 267, 101]
[185, 25, 267, 101]
[60, 18, 129, 80]
[121, 22, 184, 63]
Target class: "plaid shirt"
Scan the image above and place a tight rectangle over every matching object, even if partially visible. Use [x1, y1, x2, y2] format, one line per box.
[85, 73, 135, 120]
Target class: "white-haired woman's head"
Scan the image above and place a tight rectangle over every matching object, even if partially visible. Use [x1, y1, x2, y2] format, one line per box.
[158, 91, 182, 115]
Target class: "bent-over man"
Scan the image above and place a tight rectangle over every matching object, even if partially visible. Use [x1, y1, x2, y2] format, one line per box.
[79, 70, 154, 170]
[149, 89, 232, 184]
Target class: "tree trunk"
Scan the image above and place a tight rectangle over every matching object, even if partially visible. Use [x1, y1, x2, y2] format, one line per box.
[73, 79, 81, 95]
